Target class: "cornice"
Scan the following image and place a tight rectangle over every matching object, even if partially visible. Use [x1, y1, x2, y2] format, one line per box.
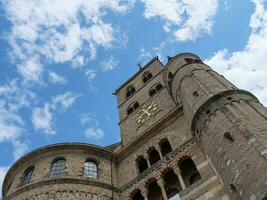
[5, 177, 119, 200]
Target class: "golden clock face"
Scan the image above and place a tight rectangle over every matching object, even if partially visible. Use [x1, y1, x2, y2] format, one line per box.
[136, 101, 158, 124]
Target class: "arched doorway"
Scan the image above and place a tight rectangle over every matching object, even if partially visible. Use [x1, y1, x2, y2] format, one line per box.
[179, 157, 201, 186]
[147, 178, 163, 200]
[162, 168, 181, 199]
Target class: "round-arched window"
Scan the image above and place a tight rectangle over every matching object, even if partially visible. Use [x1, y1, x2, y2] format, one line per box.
[21, 166, 34, 186]
[84, 160, 98, 179]
[50, 158, 66, 176]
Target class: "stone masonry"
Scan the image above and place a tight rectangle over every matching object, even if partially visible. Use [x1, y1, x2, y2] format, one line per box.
[2, 52, 267, 200]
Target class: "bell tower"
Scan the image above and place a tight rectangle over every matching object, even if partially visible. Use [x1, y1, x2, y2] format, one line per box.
[165, 53, 267, 200]
[115, 57, 176, 146]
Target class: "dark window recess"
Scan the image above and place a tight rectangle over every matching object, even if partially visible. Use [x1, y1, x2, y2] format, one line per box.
[149, 149, 161, 165]
[50, 159, 66, 176]
[224, 132, 235, 143]
[149, 83, 163, 97]
[179, 157, 201, 186]
[143, 72, 153, 83]
[159, 139, 172, 157]
[126, 86, 136, 98]
[21, 166, 34, 186]
[132, 190, 144, 200]
[137, 157, 148, 173]
[127, 102, 139, 115]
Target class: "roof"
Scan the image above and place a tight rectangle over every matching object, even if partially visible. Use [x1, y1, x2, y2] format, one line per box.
[114, 56, 160, 94]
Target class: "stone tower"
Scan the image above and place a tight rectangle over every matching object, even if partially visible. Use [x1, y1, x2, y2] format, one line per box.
[2, 52, 267, 200]
[165, 53, 267, 200]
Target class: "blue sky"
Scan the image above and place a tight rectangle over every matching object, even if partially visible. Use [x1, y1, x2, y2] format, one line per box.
[0, 0, 267, 195]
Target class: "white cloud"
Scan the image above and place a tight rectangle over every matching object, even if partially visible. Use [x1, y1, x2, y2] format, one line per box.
[80, 113, 99, 126]
[32, 103, 55, 136]
[32, 92, 78, 136]
[2, 0, 134, 83]
[48, 71, 67, 85]
[140, 0, 218, 41]
[85, 69, 96, 81]
[71, 55, 85, 69]
[0, 166, 9, 198]
[84, 128, 104, 140]
[17, 56, 43, 83]
[0, 80, 35, 160]
[52, 92, 78, 110]
[205, 0, 267, 105]
[100, 56, 118, 72]
[12, 140, 29, 160]
[0, 102, 23, 143]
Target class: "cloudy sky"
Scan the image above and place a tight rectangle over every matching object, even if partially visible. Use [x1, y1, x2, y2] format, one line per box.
[0, 0, 267, 197]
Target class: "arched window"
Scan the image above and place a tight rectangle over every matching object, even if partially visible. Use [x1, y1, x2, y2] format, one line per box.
[159, 139, 172, 157]
[127, 101, 139, 115]
[148, 148, 161, 166]
[50, 158, 66, 176]
[149, 83, 163, 97]
[147, 178, 163, 200]
[126, 85, 136, 98]
[136, 156, 148, 173]
[84, 159, 97, 179]
[142, 71, 153, 83]
[21, 166, 34, 186]
[162, 168, 182, 198]
[179, 157, 201, 186]
[131, 189, 144, 200]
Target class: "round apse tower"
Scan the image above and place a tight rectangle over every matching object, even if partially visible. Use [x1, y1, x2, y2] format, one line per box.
[2, 143, 117, 200]
[165, 53, 267, 200]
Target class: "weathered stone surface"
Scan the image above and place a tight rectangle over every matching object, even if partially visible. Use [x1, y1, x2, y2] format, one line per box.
[3, 53, 266, 200]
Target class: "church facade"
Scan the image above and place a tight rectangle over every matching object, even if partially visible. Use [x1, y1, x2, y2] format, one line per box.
[2, 53, 267, 200]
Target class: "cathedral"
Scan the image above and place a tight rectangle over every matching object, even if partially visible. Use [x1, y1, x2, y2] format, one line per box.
[2, 53, 267, 200]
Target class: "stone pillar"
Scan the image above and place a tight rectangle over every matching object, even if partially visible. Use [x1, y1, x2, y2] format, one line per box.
[157, 178, 168, 200]
[156, 146, 163, 159]
[173, 167, 186, 190]
[144, 155, 151, 168]
[140, 186, 149, 200]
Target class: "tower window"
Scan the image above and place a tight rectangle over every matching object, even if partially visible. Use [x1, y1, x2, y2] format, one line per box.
[142, 71, 153, 83]
[50, 158, 66, 176]
[21, 166, 34, 186]
[224, 132, 234, 143]
[136, 156, 148, 173]
[148, 148, 161, 165]
[126, 85, 136, 98]
[149, 83, 163, 97]
[127, 101, 139, 115]
[84, 159, 98, 179]
[159, 139, 172, 157]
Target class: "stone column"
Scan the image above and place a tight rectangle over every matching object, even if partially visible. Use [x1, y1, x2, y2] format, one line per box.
[157, 178, 168, 200]
[144, 155, 151, 168]
[140, 186, 149, 200]
[156, 146, 163, 159]
[173, 167, 186, 190]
